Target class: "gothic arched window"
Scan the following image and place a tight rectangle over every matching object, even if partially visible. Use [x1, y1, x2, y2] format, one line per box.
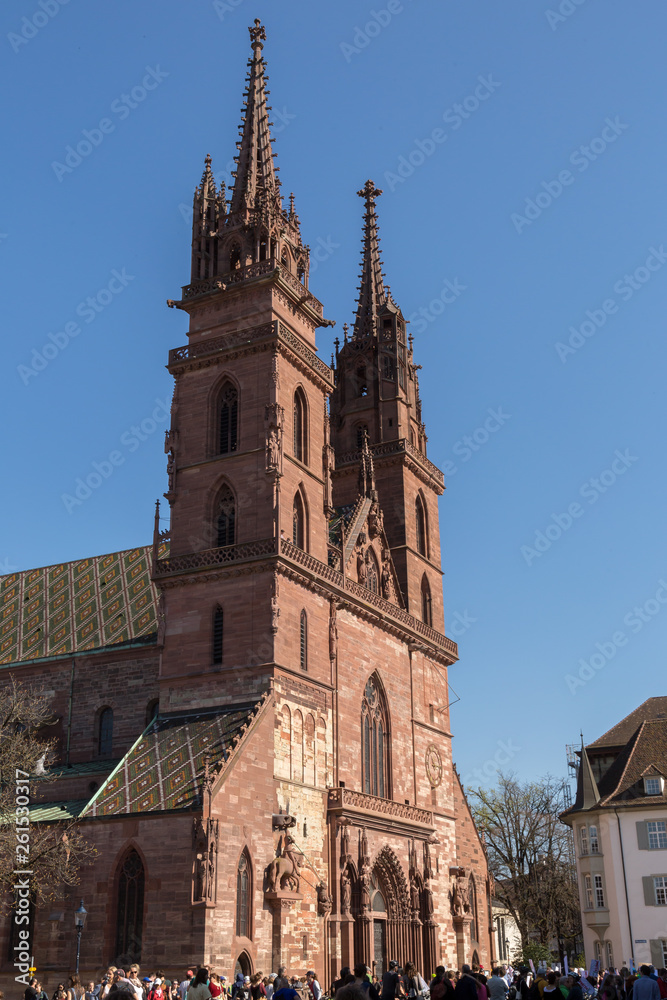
[357, 368, 368, 397]
[213, 605, 224, 664]
[300, 610, 308, 672]
[366, 552, 379, 595]
[415, 495, 428, 557]
[218, 382, 238, 455]
[293, 389, 308, 464]
[98, 707, 113, 757]
[421, 575, 432, 627]
[115, 849, 145, 965]
[236, 850, 251, 938]
[382, 354, 395, 380]
[293, 491, 306, 550]
[216, 485, 236, 548]
[469, 874, 479, 942]
[361, 675, 389, 798]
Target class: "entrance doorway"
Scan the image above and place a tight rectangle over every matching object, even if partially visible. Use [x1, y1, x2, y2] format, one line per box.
[373, 919, 386, 977]
[235, 952, 252, 977]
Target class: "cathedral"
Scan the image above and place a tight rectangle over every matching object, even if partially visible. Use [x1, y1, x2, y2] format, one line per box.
[0, 21, 491, 986]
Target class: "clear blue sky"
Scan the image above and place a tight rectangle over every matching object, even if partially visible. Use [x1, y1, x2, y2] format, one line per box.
[2, 0, 666, 789]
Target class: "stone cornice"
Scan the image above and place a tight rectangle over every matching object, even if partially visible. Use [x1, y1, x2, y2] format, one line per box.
[168, 318, 334, 391]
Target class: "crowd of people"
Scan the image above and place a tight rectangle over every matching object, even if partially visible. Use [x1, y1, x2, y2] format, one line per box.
[12, 960, 667, 1000]
[329, 962, 667, 1000]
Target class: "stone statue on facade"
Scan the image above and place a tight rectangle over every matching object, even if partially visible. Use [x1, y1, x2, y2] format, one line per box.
[266, 832, 302, 892]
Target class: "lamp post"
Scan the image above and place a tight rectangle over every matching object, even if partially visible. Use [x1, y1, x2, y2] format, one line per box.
[74, 900, 87, 975]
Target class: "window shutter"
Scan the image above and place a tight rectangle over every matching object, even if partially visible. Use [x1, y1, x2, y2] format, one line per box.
[650, 940, 663, 968]
[643, 875, 656, 905]
[637, 821, 650, 850]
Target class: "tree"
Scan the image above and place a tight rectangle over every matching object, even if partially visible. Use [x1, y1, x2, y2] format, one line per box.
[0, 677, 96, 910]
[469, 772, 581, 964]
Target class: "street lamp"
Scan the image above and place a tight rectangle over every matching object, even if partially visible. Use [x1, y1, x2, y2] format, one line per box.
[74, 900, 87, 975]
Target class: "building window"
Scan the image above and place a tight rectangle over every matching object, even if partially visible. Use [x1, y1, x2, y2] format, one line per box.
[655, 876, 667, 905]
[594, 941, 602, 964]
[589, 825, 599, 854]
[216, 485, 236, 547]
[229, 244, 241, 270]
[645, 777, 663, 796]
[213, 605, 224, 665]
[99, 707, 113, 757]
[469, 876, 479, 942]
[594, 874, 605, 908]
[579, 826, 589, 856]
[415, 495, 427, 557]
[648, 821, 667, 850]
[293, 389, 308, 463]
[584, 874, 593, 909]
[421, 575, 432, 626]
[361, 675, 389, 798]
[236, 850, 251, 938]
[300, 610, 307, 672]
[356, 424, 369, 449]
[218, 382, 238, 455]
[357, 368, 368, 397]
[115, 850, 144, 965]
[606, 941, 614, 969]
[382, 355, 395, 380]
[293, 491, 306, 550]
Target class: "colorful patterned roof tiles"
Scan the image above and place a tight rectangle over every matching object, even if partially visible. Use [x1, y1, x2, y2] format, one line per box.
[85, 705, 260, 817]
[0, 544, 166, 665]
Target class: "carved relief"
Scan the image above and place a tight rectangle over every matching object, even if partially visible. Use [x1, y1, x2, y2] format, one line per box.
[340, 868, 352, 915]
[316, 881, 332, 917]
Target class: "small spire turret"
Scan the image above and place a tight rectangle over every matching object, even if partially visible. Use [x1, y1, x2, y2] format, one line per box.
[353, 180, 387, 340]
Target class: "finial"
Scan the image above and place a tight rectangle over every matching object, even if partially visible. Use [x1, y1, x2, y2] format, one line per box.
[408, 332, 414, 351]
[357, 179, 382, 202]
[249, 18, 266, 47]
[289, 192, 295, 216]
[205, 153, 212, 168]
[343, 322, 349, 343]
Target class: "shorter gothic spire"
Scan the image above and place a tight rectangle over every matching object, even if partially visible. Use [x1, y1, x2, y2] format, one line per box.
[353, 180, 387, 340]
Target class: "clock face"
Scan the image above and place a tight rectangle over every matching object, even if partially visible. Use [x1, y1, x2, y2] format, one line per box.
[425, 744, 443, 787]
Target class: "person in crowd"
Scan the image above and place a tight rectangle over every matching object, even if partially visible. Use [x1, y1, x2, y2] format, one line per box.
[632, 969, 660, 1000]
[352, 965, 379, 1000]
[186, 970, 212, 1000]
[381, 962, 402, 1000]
[85, 984, 98, 1000]
[26, 978, 41, 1000]
[333, 971, 352, 996]
[542, 973, 566, 1000]
[306, 973, 322, 1000]
[336, 988, 368, 1000]
[431, 967, 454, 1000]
[68, 976, 85, 1000]
[179, 975, 196, 1000]
[487, 970, 509, 1000]
[109, 973, 138, 1000]
[266, 978, 276, 1000]
[209, 975, 223, 1000]
[126, 969, 143, 1000]
[52, 984, 67, 1000]
[272, 978, 299, 1000]
[476, 973, 489, 1000]
[456, 967, 481, 1000]
[656, 971, 667, 1000]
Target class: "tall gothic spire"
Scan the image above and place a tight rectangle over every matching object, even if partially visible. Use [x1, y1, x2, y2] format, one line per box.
[353, 180, 391, 339]
[191, 154, 226, 281]
[229, 19, 282, 224]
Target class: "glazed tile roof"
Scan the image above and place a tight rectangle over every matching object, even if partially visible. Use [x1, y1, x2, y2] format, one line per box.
[84, 702, 263, 817]
[30, 799, 89, 823]
[589, 696, 667, 748]
[0, 544, 165, 665]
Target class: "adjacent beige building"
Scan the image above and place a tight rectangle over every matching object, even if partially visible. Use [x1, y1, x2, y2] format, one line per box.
[562, 698, 667, 971]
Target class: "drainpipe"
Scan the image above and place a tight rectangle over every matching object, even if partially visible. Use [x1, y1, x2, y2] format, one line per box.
[615, 809, 635, 967]
[65, 658, 75, 767]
